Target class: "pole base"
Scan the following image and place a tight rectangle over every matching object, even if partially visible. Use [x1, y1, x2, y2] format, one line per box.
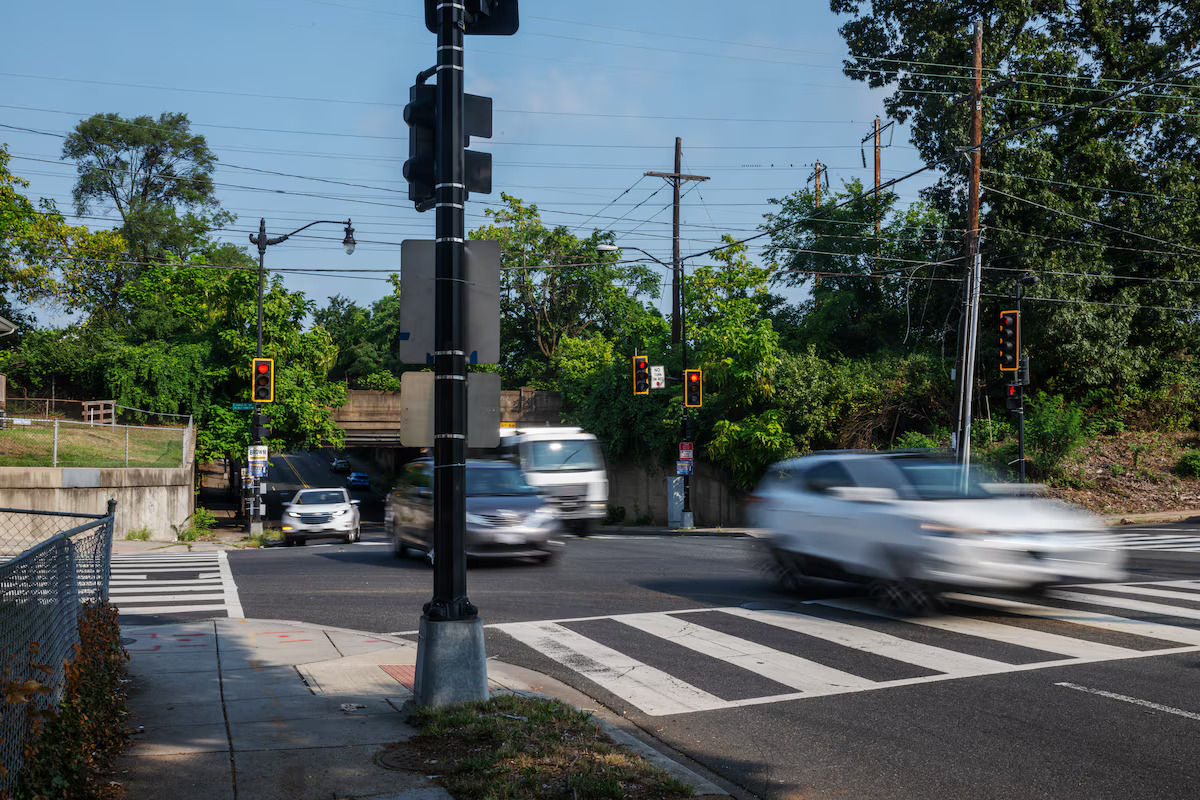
[250, 520, 263, 537]
[414, 615, 489, 707]
[680, 511, 694, 529]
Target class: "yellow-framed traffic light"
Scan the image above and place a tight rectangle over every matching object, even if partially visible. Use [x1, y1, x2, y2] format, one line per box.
[251, 358, 274, 403]
[632, 356, 650, 395]
[684, 369, 703, 407]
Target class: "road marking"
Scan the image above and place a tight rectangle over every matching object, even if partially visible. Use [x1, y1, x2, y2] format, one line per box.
[109, 552, 242, 619]
[1056, 682, 1200, 721]
[617, 613, 877, 692]
[1048, 589, 1200, 621]
[278, 453, 309, 488]
[110, 584, 224, 594]
[496, 620, 729, 715]
[813, 598, 1136, 660]
[492, 581, 1200, 716]
[1068, 584, 1200, 603]
[217, 551, 244, 618]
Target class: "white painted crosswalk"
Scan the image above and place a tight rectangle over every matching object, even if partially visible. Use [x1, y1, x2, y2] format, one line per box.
[1062, 528, 1200, 552]
[109, 551, 243, 619]
[490, 580, 1200, 716]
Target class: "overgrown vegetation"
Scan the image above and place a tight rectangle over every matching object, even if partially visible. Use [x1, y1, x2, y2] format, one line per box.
[172, 507, 218, 541]
[5, 601, 130, 799]
[401, 694, 692, 800]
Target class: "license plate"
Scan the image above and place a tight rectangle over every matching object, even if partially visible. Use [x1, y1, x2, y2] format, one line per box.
[495, 532, 526, 545]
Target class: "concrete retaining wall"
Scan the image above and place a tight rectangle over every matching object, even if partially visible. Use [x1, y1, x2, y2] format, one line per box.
[0, 466, 194, 541]
[608, 459, 743, 527]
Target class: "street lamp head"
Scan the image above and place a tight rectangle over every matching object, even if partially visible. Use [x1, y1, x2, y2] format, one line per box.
[343, 221, 356, 256]
[596, 244, 620, 253]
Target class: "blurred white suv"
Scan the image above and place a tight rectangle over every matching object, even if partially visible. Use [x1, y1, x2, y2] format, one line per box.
[749, 452, 1125, 612]
[281, 488, 361, 546]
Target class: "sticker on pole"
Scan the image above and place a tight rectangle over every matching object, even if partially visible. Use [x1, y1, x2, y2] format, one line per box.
[676, 460, 692, 475]
[247, 445, 268, 478]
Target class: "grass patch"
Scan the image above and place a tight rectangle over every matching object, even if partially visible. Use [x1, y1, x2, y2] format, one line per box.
[244, 529, 284, 548]
[0, 424, 184, 468]
[172, 507, 219, 541]
[400, 694, 693, 800]
[124, 527, 153, 541]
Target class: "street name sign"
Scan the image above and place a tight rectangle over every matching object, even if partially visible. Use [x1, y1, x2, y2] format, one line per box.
[232, 402, 255, 410]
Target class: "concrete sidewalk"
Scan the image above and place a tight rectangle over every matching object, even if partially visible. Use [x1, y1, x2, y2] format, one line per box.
[114, 618, 731, 800]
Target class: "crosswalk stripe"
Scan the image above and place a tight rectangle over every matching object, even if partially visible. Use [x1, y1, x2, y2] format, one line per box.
[110, 584, 224, 594]
[718, 606, 1013, 675]
[817, 598, 1136, 660]
[109, 593, 227, 603]
[495, 620, 728, 715]
[946, 593, 1200, 646]
[1048, 589, 1200, 621]
[111, 579, 221, 586]
[113, 603, 230, 614]
[617, 613, 877, 692]
[1073, 584, 1200, 603]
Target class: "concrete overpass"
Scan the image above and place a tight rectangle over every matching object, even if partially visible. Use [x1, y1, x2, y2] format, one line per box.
[332, 387, 562, 446]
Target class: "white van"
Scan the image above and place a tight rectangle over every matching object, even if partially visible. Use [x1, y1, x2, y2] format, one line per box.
[497, 427, 608, 537]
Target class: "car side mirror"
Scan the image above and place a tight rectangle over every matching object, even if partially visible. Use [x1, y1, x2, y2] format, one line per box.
[282, 502, 292, 509]
[827, 486, 898, 502]
[351, 499, 360, 505]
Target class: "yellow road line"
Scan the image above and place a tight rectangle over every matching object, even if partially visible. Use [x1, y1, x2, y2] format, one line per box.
[278, 454, 309, 488]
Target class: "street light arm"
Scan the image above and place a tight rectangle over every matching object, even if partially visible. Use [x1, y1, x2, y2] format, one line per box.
[277, 219, 353, 240]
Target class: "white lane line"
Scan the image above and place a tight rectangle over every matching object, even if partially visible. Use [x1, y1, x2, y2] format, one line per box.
[1057, 682, 1200, 721]
[111, 593, 227, 603]
[617, 613, 878, 692]
[495, 620, 729, 715]
[1048, 590, 1200, 621]
[217, 551, 244, 618]
[115, 603, 231, 615]
[719, 606, 1012, 675]
[818, 597, 1138, 660]
[110, 584, 224, 594]
[947, 593, 1200, 646]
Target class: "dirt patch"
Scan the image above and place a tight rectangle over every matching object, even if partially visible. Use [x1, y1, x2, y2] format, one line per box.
[1045, 431, 1200, 516]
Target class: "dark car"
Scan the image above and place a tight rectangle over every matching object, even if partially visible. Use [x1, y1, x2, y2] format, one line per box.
[346, 472, 371, 490]
[331, 457, 351, 473]
[386, 459, 562, 564]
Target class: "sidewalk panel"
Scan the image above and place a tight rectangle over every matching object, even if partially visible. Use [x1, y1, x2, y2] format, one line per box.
[233, 745, 436, 800]
[117, 752, 235, 800]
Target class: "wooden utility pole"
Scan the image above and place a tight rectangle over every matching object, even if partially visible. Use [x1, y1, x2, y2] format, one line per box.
[874, 118, 882, 235]
[646, 138, 709, 345]
[954, 18, 985, 471]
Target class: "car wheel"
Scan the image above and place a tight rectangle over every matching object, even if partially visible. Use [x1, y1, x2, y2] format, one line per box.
[570, 519, 594, 538]
[535, 551, 556, 565]
[425, 547, 435, 567]
[768, 548, 807, 593]
[347, 526, 360, 544]
[867, 578, 942, 616]
[285, 535, 295, 547]
[392, 537, 407, 559]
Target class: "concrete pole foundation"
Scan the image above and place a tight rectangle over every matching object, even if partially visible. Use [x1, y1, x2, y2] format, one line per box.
[414, 615, 489, 707]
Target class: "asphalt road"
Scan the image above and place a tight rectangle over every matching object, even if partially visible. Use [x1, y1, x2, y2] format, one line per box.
[218, 487, 1200, 800]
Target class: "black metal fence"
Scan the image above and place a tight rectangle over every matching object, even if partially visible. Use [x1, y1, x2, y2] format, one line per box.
[0, 501, 116, 794]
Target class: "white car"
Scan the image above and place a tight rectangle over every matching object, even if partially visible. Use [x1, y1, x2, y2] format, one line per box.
[281, 488, 361, 546]
[749, 452, 1126, 613]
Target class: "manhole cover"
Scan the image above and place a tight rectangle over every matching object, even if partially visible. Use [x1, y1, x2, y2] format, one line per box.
[120, 637, 137, 645]
[740, 601, 795, 611]
[375, 749, 445, 772]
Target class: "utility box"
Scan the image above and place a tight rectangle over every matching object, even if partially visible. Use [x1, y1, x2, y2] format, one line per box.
[667, 477, 684, 527]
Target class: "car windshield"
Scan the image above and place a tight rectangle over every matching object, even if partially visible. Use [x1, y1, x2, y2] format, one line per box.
[295, 491, 345, 505]
[891, 460, 994, 500]
[466, 466, 538, 496]
[522, 440, 603, 472]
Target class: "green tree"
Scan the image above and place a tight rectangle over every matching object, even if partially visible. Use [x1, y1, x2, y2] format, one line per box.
[61, 112, 231, 318]
[831, 1, 1200, 396]
[471, 194, 661, 388]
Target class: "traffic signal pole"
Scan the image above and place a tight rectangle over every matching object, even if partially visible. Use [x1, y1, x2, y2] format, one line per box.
[413, 0, 489, 708]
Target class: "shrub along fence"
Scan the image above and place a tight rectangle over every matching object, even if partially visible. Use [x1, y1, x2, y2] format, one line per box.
[0, 501, 116, 794]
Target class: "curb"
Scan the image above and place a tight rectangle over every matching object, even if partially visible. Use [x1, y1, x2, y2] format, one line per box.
[597, 526, 757, 537]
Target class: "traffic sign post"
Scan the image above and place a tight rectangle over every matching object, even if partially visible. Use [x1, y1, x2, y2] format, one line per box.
[680, 442, 693, 460]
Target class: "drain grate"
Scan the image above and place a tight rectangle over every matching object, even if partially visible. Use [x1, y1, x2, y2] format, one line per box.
[375, 749, 446, 772]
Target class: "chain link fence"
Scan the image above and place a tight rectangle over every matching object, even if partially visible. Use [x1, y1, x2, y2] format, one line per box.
[0, 417, 190, 468]
[0, 502, 115, 794]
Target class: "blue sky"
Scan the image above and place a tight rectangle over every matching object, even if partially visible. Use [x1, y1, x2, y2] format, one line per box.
[2, 0, 941, 325]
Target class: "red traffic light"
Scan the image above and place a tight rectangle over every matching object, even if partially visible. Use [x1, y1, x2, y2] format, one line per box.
[1008, 385, 1018, 397]
[689, 373, 700, 382]
[256, 362, 270, 374]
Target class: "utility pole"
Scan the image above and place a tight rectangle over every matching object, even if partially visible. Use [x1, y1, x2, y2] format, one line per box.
[953, 18, 984, 488]
[646, 139, 708, 528]
[809, 160, 825, 208]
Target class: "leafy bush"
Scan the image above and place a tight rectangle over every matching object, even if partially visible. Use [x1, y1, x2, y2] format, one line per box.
[12, 602, 129, 799]
[173, 507, 219, 541]
[1176, 450, 1200, 479]
[124, 527, 152, 541]
[894, 430, 939, 451]
[1024, 392, 1090, 479]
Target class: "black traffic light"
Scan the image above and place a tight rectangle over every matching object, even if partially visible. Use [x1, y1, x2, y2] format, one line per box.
[252, 411, 271, 441]
[684, 369, 703, 408]
[404, 83, 437, 211]
[999, 309, 1020, 373]
[1005, 383, 1022, 411]
[632, 356, 650, 395]
[252, 358, 274, 404]
[426, 0, 519, 35]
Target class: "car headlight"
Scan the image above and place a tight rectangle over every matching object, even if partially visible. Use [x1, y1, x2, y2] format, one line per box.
[525, 509, 555, 528]
[282, 511, 295, 519]
[332, 509, 348, 517]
